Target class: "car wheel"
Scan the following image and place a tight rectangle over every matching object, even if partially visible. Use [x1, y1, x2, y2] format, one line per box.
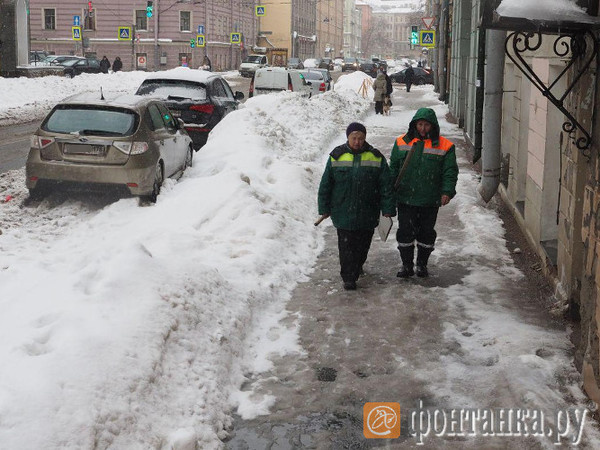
[145, 162, 163, 203]
[184, 147, 193, 169]
[415, 76, 425, 85]
[27, 186, 47, 201]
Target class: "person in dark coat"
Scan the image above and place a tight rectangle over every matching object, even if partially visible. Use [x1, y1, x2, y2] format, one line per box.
[112, 56, 123, 72]
[389, 108, 459, 278]
[381, 66, 393, 105]
[404, 65, 415, 92]
[99, 56, 110, 73]
[318, 122, 396, 290]
[200, 55, 212, 71]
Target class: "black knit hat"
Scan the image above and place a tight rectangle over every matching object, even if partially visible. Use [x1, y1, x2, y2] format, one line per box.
[346, 122, 367, 137]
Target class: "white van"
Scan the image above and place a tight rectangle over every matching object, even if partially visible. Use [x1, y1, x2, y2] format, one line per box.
[239, 54, 268, 77]
[249, 67, 311, 98]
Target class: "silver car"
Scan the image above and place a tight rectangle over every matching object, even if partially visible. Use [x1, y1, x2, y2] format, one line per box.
[26, 94, 193, 202]
[300, 69, 329, 97]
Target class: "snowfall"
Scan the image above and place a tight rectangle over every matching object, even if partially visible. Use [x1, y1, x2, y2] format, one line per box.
[0, 67, 599, 449]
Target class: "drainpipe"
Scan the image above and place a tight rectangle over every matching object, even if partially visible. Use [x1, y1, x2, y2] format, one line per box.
[478, 28, 505, 203]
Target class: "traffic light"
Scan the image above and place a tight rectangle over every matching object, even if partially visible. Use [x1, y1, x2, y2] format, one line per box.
[146, 1, 153, 18]
[190, 38, 195, 48]
[411, 25, 419, 45]
[88, 1, 93, 13]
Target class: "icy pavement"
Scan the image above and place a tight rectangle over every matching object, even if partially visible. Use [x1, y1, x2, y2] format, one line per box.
[225, 86, 600, 449]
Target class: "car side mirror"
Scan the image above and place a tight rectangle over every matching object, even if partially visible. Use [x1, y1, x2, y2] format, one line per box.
[234, 91, 245, 100]
[306, 81, 312, 85]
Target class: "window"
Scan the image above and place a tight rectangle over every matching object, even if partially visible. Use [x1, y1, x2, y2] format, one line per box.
[180, 11, 191, 32]
[43, 9, 56, 30]
[135, 10, 148, 31]
[84, 9, 96, 30]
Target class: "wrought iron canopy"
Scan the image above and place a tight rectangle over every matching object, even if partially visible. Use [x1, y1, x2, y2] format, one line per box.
[482, 4, 600, 154]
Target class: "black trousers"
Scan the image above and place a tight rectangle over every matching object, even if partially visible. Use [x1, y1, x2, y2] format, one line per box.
[396, 204, 439, 264]
[337, 228, 374, 282]
[375, 101, 383, 114]
[406, 81, 413, 92]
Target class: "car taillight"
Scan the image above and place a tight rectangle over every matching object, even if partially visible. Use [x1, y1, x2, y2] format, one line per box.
[319, 83, 326, 92]
[288, 82, 293, 91]
[31, 135, 55, 149]
[249, 79, 254, 97]
[190, 104, 214, 114]
[113, 141, 148, 155]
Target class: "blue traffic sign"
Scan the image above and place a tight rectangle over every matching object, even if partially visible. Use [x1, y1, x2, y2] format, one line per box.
[255, 6, 265, 17]
[74, 15, 80, 26]
[198, 25, 204, 34]
[118, 27, 132, 41]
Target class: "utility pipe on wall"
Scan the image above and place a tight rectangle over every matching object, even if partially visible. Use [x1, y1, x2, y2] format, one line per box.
[478, 28, 505, 202]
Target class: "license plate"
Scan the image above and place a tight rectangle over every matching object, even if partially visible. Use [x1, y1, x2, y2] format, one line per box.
[64, 144, 106, 156]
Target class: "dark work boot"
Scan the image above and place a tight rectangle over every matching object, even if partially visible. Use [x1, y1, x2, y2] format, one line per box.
[415, 265, 429, 277]
[397, 245, 415, 278]
[397, 265, 415, 278]
[416, 246, 434, 278]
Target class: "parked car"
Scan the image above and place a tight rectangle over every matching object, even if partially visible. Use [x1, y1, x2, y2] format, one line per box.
[29, 50, 49, 64]
[62, 58, 102, 77]
[25, 93, 193, 202]
[341, 57, 359, 71]
[287, 57, 304, 69]
[249, 67, 311, 98]
[300, 70, 328, 96]
[359, 61, 379, 78]
[135, 67, 244, 150]
[319, 58, 334, 71]
[45, 55, 86, 66]
[389, 66, 434, 85]
[303, 68, 333, 91]
[239, 54, 268, 77]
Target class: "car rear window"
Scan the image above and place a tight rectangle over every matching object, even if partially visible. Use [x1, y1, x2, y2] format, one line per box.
[136, 80, 207, 101]
[42, 105, 138, 136]
[303, 72, 323, 80]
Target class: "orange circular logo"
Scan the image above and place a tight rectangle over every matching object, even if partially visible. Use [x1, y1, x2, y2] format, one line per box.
[363, 402, 401, 438]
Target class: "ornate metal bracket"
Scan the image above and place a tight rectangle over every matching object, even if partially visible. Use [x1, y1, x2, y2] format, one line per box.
[505, 30, 597, 155]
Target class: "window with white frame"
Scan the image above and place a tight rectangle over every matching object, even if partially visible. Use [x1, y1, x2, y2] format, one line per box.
[180, 11, 191, 32]
[43, 8, 56, 30]
[135, 10, 148, 31]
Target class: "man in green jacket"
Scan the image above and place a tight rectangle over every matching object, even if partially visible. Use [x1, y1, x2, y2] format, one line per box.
[318, 122, 396, 290]
[390, 108, 459, 278]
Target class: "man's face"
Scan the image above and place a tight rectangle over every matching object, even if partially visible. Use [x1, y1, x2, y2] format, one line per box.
[416, 120, 432, 138]
[348, 131, 366, 150]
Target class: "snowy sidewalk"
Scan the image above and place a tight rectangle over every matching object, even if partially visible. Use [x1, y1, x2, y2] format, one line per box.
[226, 86, 600, 449]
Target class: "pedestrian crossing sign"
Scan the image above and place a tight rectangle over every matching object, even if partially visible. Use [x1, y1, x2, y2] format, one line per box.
[255, 6, 265, 16]
[72, 26, 82, 41]
[118, 27, 132, 41]
[420, 30, 435, 47]
[197, 34, 205, 47]
[230, 32, 241, 44]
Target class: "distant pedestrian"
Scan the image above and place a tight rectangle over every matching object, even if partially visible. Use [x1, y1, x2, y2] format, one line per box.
[390, 108, 459, 278]
[381, 65, 393, 105]
[404, 65, 415, 92]
[112, 56, 122, 72]
[317, 122, 395, 290]
[200, 55, 212, 71]
[99, 56, 110, 74]
[373, 71, 387, 115]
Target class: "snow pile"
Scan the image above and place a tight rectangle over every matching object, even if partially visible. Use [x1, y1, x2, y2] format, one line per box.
[497, 0, 595, 22]
[0, 73, 370, 448]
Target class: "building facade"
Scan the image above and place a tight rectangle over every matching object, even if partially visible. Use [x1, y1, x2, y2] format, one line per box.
[259, 0, 318, 61]
[317, 0, 344, 58]
[445, 0, 600, 406]
[343, 0, 361, 57]
[28, 0, 259, 71]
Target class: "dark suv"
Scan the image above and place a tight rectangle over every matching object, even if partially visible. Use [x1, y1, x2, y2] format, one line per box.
[136, 67, 244, 150]
[319, 58, 334, 71]
[342, 57, 359, 71]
